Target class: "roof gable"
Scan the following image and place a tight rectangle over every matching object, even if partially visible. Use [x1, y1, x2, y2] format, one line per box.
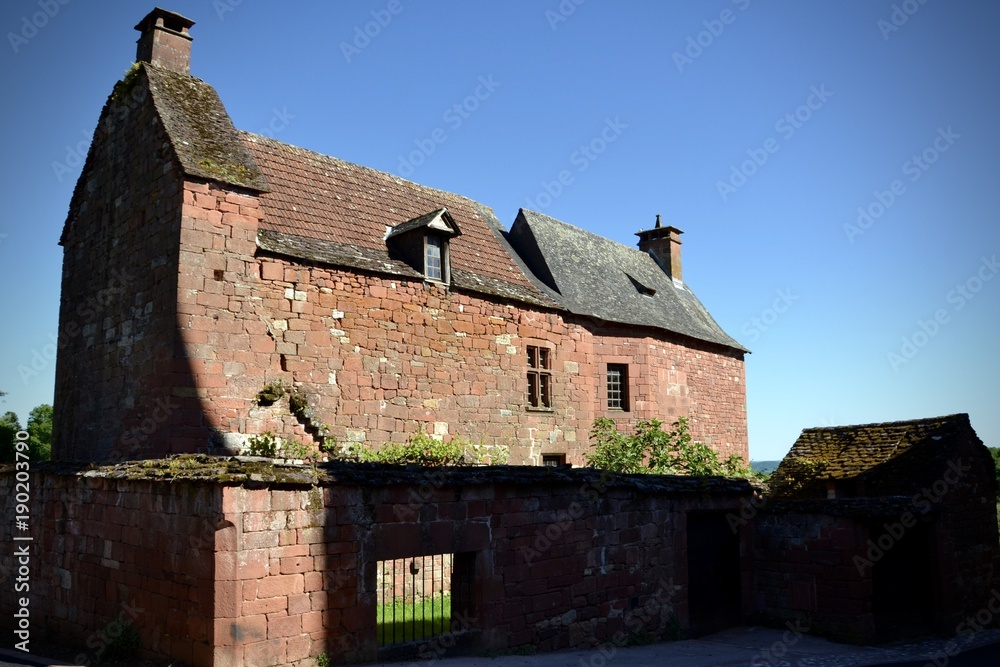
[142, 64, 267, 191]
[386, 208, 461, 241]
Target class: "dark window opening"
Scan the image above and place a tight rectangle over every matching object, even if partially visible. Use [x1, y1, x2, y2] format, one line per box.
[542, 454, 566, 467]
[425, 236, 444, 282]
[626, 273, 656, 297]
[527, 346, 552, 409]
[607, 364, 629, 411]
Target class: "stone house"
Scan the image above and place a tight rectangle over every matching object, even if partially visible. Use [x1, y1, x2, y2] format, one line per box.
[53, 8, 747, 465]
[754, 413, 1000, 642]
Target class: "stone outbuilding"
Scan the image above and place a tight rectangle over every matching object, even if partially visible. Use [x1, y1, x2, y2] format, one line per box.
[754, 414, 999, 642]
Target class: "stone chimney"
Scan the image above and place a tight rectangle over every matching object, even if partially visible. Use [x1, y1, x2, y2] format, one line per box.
[135, 8, 195, 75]
[636, 214, 683, 282]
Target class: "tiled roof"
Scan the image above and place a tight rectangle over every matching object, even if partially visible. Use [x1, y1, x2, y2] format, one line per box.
[256, 229, 556, 308]
[506, 209, 748, 352]
[242, 133, 545, 302]
[769, 414, 986, 499]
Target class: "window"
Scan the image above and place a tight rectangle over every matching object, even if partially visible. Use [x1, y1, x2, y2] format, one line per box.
[425, 235, 444, 282]
[542, 454, 566, 467]
[607, 364, 629, 411]
[527, 345, 552, 409]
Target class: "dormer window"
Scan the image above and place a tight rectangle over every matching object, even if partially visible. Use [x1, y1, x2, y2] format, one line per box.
[386, 207, 462, 285]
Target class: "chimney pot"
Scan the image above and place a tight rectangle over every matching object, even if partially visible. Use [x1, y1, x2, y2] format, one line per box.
[636, 217, 683, 282]
[135, 8, 195, 75]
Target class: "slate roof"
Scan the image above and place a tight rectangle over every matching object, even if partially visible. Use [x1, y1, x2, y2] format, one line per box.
[506, 209, 747, 352]
[769, 413, 989, 500]
[241, 133, 555, 307]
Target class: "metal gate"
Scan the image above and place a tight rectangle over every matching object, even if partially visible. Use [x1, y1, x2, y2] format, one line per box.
[377, 552, 473, 647]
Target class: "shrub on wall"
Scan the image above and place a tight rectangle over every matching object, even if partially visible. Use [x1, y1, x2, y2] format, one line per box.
[586, 416, 752, 478]
[348, 429, 509, 466]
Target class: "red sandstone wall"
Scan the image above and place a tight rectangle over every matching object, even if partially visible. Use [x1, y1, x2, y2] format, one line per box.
[0, 471, 219, 665]
[54, 71, 186, 461]
[2, 467, 751, 666]
[216, 474, 750, 664]
[752, 512, 874, 641]
[168, 179, 747, 464]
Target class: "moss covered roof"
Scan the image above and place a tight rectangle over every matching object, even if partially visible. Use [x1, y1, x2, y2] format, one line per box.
[143, 63, 267, 191]
[769, 413, 989, 500]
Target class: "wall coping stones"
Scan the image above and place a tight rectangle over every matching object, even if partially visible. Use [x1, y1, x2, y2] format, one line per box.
[8, 454, 754, 495]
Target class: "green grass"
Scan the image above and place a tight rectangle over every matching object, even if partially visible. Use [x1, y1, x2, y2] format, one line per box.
[377, 593, 452, 645]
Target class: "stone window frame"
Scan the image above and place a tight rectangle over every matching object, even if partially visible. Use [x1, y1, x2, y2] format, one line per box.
[525, 343, 554, 411]
[606, 363, 630, 412]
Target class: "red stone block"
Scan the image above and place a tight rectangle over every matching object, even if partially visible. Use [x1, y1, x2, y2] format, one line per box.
[257, 573, 305, 599]
[243, 596, 288, 615]
[301, 610, 324, 634]
[243, 638, 286, 667]
[268, 613, 303, 639]
[280, 556, 314, 574]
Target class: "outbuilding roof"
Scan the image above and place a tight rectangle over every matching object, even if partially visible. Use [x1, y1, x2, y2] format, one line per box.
[769, 413, 992, 500]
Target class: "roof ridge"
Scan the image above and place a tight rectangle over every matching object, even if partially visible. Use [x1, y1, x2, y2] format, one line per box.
[522, 208, 650, 258]
[239, 130, 495, 218]
[802, 413, 970, 433]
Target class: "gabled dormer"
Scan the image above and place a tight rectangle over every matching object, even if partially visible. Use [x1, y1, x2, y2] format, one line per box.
[385, 208, 462, 284]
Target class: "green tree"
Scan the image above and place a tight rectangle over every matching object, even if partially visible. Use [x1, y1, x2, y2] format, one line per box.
[27, 404, 53, 461]
[1, 409, 23, 464]
[586, 416, 752, 478]
[990, 447, 1000, 487]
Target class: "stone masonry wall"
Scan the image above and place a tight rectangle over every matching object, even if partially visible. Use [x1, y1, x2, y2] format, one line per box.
[752, 511, 874, 642]
[0, 469, 219, 665]
[53, 70, 187, 461]
[215, 467, 752, 665]
[163, 179, 747, 465]
[0, 463, 752, 666]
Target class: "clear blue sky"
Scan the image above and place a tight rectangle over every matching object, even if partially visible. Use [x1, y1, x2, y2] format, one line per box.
[2, 1, 998, 461]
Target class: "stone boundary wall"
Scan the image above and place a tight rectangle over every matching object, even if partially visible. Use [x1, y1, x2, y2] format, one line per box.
[0, 467, 219, 665]
[1, 460, 753, 666]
